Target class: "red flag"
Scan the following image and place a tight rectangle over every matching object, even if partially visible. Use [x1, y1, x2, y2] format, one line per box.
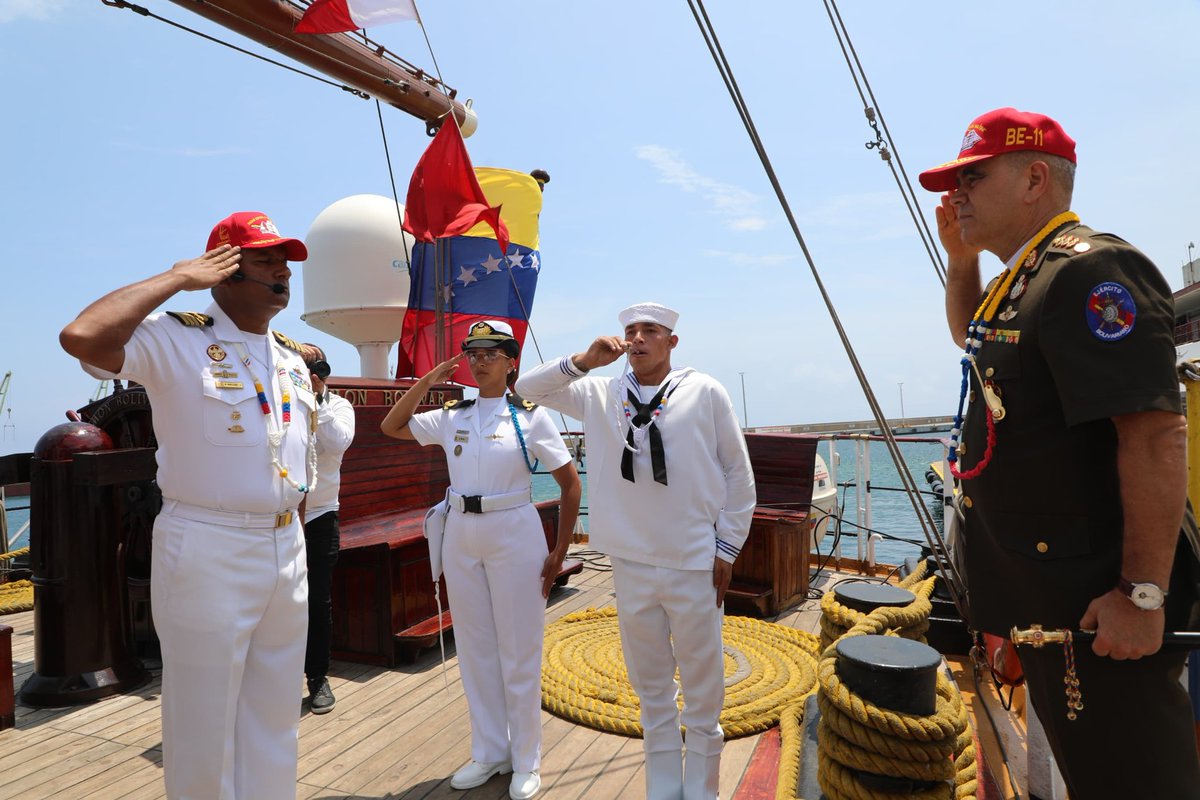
[402, 119, 509, 256]
[295, 0, 417, 34]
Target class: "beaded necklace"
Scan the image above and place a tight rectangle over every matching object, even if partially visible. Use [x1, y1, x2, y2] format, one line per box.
[232, 340, 318, 494]
[947, 211, 1080, 479]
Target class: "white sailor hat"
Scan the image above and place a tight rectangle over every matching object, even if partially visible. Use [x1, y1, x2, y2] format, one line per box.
[618, 302, 679, 331]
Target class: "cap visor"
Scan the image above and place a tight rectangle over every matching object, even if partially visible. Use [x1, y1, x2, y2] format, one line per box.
[918, 154, 995, 192]
[242, 237, 308, 261]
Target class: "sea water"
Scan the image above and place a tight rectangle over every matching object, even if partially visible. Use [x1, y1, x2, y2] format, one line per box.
[531, 437, 948, 569]
[0, 439, 945, 566]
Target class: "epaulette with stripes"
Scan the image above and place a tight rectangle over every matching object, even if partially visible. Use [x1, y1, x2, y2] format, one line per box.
[166, 311, 214, 327]
[444, 398, 476, 410]
[271, 330, 304, 353]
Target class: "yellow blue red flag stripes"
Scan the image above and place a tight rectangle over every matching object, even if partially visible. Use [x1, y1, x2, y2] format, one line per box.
[397, 169, 543, 386]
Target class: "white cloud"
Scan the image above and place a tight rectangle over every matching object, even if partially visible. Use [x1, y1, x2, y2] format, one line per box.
[0, 0, 69, 23]
[635, 144, 768, 233]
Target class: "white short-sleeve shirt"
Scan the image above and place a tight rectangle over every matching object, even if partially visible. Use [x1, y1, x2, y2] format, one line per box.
[81, 302, 315, 514]
[408, 396, 571, 496]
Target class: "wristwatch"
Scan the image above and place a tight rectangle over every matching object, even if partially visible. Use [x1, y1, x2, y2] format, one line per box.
[1116, 577, 1167, 611]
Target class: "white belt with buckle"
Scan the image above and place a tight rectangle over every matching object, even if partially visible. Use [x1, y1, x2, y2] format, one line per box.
[448, 489, 531, 514]
[161, 499, 298, 529]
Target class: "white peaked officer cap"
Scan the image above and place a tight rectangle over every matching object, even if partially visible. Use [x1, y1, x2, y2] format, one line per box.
[618, 302, 680, 331]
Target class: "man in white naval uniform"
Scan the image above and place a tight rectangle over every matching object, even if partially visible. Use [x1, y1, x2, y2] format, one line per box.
[60, 211, 315, 800]
[516, 302, 756, 800]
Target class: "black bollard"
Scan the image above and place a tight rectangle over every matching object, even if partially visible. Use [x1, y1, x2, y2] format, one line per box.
[18, 423, 149, 707]
[835, 634, 944, 794]
[833, 581, 915, 613]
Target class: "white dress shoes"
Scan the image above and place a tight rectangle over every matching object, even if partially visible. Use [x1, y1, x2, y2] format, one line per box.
[509, 770, 541, 799]
[450, 760, 512, 789]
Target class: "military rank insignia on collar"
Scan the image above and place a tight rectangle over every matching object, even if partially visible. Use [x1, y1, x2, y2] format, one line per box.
[1085, 282, 1136, 341]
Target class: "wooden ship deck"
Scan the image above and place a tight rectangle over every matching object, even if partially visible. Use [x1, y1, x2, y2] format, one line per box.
[0, 549, 841, 800]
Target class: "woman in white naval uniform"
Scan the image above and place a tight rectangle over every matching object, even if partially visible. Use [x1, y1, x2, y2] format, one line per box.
[381, 320, 582, 800]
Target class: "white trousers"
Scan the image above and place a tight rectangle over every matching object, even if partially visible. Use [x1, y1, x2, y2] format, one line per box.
[610, 557, 725, 759]
[442, 504, 549, 772]
[152, 509, 308, 800]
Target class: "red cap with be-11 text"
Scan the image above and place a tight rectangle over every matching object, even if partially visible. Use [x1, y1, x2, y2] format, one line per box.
[206, 211, 308, 261]
[919, 108, 1076, 192]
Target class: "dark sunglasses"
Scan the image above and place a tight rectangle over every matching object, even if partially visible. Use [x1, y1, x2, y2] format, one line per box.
[308, 360, 331, 379]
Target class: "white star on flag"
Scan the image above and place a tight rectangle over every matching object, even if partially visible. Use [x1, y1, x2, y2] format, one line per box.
[457, 265, 479, 285]
[442, 285, 454, 303]
[507, 252, 524, 269]
[480, 254, 504, 273]
[528, 253, 540, 272]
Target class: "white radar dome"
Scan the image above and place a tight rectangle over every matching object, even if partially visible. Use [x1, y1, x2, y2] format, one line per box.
[302, 194, 415, 378]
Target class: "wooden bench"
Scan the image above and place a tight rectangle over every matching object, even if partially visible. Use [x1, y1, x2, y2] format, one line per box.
[726, 434, 819, 617]
[328, 378, 581, 666]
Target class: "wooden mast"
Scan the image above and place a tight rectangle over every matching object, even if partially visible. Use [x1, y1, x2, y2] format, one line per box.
[160, 0, 473, 133]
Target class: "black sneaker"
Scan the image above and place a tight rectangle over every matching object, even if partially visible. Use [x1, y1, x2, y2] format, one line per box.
[308, 678, 335, 714]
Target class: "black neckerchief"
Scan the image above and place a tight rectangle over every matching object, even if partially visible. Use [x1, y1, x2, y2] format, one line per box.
[621, 382, 671, 485]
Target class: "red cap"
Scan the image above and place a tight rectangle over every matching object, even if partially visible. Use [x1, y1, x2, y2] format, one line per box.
[919, 108, 1076, 192]
[206, 211, 308, 261]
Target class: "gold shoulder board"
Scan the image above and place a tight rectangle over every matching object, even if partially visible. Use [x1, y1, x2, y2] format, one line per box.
[272, 330, 304, 353]
[166, 311, 214, 327]
[507, 392, 537, 411]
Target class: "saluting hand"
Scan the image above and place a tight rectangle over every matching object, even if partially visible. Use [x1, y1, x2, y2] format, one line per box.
[423, 353, 465, 384]
[170, 245, 242, 290]
[935, 195, 982, 264]
[574, 336, 630, 371]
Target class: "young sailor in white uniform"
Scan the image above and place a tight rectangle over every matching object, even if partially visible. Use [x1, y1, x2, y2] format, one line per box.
[381, 320, 582, 800]
[60, 211, 315, 800]
[516, 303, 756, 800]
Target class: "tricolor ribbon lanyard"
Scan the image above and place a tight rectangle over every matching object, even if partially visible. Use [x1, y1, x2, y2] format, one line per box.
[947, 211, 1080, 480]
[232, 340, 316, 494]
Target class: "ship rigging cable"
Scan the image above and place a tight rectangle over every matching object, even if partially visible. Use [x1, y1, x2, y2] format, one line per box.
[821, 0, 947, 287]
[101, 0, 369, 98]
[684, 0, 967, 622]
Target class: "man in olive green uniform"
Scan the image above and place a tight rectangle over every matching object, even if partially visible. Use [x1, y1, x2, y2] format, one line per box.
[921, 107, 1200, 799]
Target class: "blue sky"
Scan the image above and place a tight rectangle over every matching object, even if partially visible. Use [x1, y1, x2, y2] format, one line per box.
[2, 0, 1198, 454]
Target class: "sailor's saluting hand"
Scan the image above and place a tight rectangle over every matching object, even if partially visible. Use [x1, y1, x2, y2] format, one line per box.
[170, 244, 243, 290]
[571, 336, 630, 372]
[424, 353, 466, 384]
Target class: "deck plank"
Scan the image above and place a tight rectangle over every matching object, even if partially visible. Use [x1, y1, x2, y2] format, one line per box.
[0, 548, 844, 799]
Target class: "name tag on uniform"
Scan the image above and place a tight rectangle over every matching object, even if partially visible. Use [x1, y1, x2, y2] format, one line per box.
[211, 370, 239, 379]
[215, 380, 245, 389]
[454, 429, 470, 443]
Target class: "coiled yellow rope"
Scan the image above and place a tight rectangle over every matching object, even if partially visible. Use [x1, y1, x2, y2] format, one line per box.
[803, 575, 978, 800]
[0, 547, 33, 615]
[541, 606, 821, 739]
[818, 563, 936, 649]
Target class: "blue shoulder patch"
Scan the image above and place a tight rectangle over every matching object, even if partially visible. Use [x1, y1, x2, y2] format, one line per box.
[1085, 282, 1136, 341]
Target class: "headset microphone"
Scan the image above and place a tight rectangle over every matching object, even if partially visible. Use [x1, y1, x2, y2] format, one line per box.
[231, 271, 286, 294]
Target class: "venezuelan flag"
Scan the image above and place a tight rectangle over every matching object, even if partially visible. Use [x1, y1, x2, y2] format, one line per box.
[397, 168, 543, 386]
